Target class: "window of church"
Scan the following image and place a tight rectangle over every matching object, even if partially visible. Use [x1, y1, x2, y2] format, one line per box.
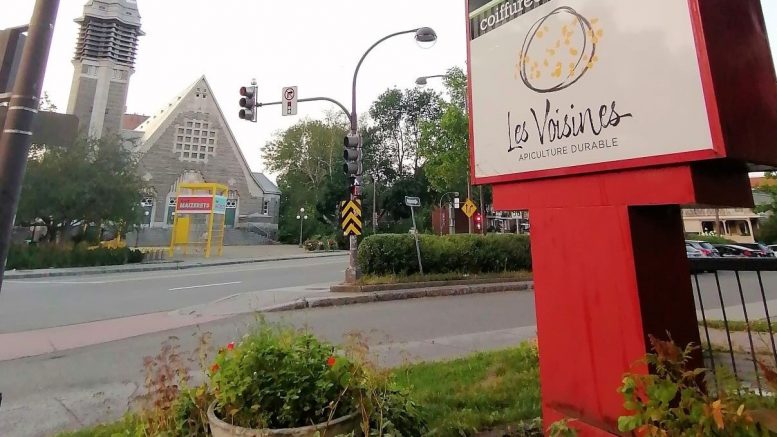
[173, 119, 219, 163]
[263, 201, 270, 215]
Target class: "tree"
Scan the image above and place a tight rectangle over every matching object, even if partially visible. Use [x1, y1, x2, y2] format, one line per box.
[368, 87, 443, 180]
[15, 135, 145, 242]
[754, 173, 777, 243]
[419, 67, 471, 196]
[263, 119, 349, 242]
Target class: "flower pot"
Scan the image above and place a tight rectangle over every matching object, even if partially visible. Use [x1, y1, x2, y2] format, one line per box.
[207, 401, 361, 437]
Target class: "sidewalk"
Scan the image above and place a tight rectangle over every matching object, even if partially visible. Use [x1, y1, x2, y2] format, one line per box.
[4, 246, 348, 279]
[0, 281, 532, 362]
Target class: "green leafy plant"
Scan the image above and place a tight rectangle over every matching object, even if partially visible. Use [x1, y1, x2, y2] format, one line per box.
[617, 335, 776, 436]
[357, 233, 531, 276]
[209, 325, 351, 429]
[548, 419, 579, 436]
[6, 243, 143, 270]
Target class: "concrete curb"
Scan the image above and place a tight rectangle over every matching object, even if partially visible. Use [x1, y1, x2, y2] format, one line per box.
[329, 276, 533, 293]
[266, 281, 534, 313]
[4, 252, 349, 279]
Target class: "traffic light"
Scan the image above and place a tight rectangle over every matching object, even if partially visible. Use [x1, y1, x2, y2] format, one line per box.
[475, 212, 483, 231]
[239, 85, 257, 122]
[343, 133, 362, 177]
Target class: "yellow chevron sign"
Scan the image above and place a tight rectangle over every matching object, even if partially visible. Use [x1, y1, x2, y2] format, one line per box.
[340, 200, 362, 236]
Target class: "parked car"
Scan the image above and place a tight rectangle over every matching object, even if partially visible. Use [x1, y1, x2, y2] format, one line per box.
[714, 244, 762, 258]
[685, 240, 721, 257]
[686, 244, 705, 258]
[737, 243, 775, 257]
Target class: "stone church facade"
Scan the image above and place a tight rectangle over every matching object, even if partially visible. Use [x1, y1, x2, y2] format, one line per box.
[65, 1, 280, 235]
[131, 77, 280, 230]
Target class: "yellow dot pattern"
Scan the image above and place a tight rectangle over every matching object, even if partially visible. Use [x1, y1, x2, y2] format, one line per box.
[517, 13, 605, 84]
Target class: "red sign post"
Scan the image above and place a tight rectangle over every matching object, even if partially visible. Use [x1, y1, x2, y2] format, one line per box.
[466, 0, 777, 434]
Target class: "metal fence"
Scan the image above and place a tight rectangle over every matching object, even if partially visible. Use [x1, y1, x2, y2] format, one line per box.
[690, 258, 777, 394]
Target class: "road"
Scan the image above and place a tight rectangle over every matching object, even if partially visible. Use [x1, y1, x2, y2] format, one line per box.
[0, 256, 348, 333]
[0, 291, 538, 437]
[693, 271, 777, 321]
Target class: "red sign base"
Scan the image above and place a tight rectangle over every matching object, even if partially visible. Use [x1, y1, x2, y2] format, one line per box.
[493, 163, 752, 435]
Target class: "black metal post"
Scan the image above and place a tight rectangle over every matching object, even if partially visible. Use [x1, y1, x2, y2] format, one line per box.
[0, 0, 60, 292]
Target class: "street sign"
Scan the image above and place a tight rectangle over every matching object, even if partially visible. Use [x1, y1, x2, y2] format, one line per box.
[340, 200, 362, 237]
[461, 198, 478, 218]
[282, 86, 298, 116]
[404, 197, 421, 208]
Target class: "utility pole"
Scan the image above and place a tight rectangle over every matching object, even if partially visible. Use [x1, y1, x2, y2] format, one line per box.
[0, 0, 60, 293]
[372, 175, 378, 233]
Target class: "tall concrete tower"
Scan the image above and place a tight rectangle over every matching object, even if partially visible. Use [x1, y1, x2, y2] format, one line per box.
[66, 0, 143, 139]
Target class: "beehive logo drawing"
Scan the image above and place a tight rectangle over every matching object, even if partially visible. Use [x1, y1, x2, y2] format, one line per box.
[516, 6, 603, 93]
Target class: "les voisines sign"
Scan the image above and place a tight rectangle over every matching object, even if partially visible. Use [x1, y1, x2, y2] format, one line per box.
[467, 0, 718, 182]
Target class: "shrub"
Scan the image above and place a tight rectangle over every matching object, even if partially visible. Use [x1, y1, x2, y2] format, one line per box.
[686, 233, 736, 245]
[357, 234, 531, 276]
[617, 335, 777, 436]
[209, 326, 351, 429]
[5, 244, 142, 270]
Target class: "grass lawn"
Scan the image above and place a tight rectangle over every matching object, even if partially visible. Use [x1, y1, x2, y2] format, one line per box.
[394, 343, 541, 435]
[359, 270, 533, 286]
[701, 319, 777, 333]
[59, 344, 542, 437]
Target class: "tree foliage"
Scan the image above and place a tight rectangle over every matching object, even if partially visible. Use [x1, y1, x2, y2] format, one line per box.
[16, 135, 145, 241]
[419, 67, 470, 196]
[264, 65, 491, 239]
[367, 87, 443, 180]
[263, 119, 349, 242]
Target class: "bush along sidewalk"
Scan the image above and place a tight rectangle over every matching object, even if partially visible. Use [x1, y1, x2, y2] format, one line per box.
[357, 234, 532, 276]
[6, 243, 144, 270]
[58, 328, 551, 437]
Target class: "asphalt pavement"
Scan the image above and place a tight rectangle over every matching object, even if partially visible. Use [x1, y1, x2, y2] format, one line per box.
[0, 291, 538, 437]
[0, 256, 348, 333]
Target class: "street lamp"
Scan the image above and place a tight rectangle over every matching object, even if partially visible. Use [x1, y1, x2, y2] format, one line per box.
[345, 26, 438, 283]
[415, 74, 446, 86]
[438, 192, 460, 236]
[296, 208, 308, 248]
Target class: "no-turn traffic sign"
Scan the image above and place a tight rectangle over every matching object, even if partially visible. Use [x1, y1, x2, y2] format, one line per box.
[282, 86, 298, 116]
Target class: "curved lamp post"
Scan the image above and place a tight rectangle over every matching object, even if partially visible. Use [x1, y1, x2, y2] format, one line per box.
[345, 26, 438, 283]
[415, 74, 446, 86]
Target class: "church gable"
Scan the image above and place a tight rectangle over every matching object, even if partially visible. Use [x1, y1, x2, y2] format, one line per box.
[135, 76, 265, 222]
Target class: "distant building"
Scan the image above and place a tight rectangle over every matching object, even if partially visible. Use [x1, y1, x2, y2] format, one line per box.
[681, 177, 774, 243]
[67, 0, 143, 139]
[64, 1, 281, 238]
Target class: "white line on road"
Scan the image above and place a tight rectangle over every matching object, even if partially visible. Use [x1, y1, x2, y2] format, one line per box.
[169, 281, 242, 291]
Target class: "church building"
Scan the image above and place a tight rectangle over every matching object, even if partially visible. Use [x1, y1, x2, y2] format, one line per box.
[65, 0, 279, 236]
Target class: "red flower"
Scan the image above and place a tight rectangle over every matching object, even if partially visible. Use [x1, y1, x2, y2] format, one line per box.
[327, 356, 336, 368]
[227, 342, 235, 351]
[211, 363, 220, 374]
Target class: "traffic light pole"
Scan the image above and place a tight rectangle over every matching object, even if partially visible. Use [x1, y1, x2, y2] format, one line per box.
[256, 97, 350, 120]
[0, 0, 59, 293]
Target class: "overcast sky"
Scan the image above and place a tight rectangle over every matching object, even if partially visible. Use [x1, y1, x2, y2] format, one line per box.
[3, 1, 777, 182]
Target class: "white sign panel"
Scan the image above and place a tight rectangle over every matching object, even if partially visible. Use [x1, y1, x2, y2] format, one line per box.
[468, 0, 717, 182]
[282, 86, 298, 116]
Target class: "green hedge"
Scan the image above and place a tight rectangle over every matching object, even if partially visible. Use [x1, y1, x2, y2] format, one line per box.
[6, 244, 145, 270]
[357, 234, 531, 276]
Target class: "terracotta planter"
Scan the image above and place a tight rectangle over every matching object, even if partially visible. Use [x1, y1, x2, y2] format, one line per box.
[207, 402, 361, 437]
